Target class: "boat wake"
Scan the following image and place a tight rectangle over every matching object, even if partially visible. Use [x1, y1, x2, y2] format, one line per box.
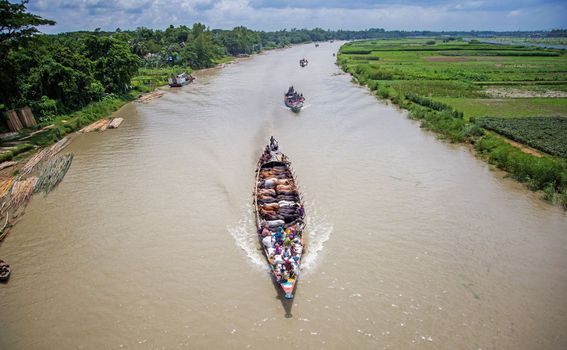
[279, 104, 312, 111]
[226, 204, 266, 271]
[227, 201, 333, 274]
[301, 199, 333, 273]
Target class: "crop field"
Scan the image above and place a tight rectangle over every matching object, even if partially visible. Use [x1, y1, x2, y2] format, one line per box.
[478, 117, 567, 158]
[433, 98, 567, 118]
[338, 38, 567, 152]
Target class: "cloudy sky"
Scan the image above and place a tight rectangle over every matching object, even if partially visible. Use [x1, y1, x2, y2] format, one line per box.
[28, 0, 567, 33]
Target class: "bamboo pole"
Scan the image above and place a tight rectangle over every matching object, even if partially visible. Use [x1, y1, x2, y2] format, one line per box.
[34, 153, 73, 195]
[9, 177, 37, 211]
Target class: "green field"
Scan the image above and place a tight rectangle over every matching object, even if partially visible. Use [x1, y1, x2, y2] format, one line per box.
[338, 39, 567, 207]
[338, 38, 567, 136]
[433, 98, 567, 118]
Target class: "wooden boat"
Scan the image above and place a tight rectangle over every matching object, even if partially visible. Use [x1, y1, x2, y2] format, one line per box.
[254, 138, 305, 299]
[284, 88, 305, 113]
[168, 73, 195, 87]
[0, 259, 10, 282]
[284, 97, 304, 113]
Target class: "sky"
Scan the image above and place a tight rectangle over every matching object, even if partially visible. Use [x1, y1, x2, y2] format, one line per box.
[28, 0, 567, 33]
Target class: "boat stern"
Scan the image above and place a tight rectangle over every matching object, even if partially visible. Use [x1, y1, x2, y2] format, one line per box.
[281, 278, 296, 299]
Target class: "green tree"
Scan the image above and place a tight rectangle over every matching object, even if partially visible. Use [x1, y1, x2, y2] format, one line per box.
[0, 0, 54, 108]
[85, 36, 141, 94]
[0, 0, 55, 52]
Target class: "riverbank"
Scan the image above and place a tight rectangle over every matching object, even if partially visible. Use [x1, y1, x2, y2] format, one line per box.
[338, 39, 567, 208]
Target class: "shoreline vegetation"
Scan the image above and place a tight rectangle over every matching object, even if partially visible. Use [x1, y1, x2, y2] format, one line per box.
[338, 39, 567, 208]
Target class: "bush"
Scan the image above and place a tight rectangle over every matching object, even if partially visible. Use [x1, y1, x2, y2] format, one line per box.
[31, 96, 58, 121]
[475, 133, 567, 192]
[405, 92, 464, 118]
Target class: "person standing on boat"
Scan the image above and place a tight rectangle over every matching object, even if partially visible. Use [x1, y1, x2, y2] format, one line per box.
[270, 136, 278, 151]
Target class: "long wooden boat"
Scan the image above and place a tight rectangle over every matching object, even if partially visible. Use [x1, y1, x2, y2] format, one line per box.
[254, 138, 305, 299]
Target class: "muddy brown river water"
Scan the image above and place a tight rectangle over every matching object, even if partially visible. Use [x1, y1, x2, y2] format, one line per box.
[1, 42, 567, 349]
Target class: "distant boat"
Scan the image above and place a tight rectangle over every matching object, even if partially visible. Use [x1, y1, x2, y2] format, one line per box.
[254, 138, 305, 299]
[315, 43, 319, 47]
[168, 73, 195, 87]
[299, 58, 308, 67]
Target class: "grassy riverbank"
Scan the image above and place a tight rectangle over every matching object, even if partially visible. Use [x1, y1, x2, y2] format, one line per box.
[338, 39, 567, 207]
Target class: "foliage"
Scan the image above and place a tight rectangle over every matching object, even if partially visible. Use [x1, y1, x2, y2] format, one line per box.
[0, 142, 34, 162]
[0, 0, 55, 51]
[478, 117, 567, 158]
[405, 92, 464, 118]
[475, 133, 567, 193]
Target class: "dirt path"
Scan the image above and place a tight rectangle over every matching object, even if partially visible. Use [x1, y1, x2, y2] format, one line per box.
[503, 138, 544, 157]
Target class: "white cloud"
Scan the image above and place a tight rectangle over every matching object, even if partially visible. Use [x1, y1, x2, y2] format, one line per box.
[29, 0, 567, 32]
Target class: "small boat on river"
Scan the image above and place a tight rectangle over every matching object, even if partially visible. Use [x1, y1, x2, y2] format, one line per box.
[284, 86, 305, 113]
[168, 73, 195, 87]
[0, 259, 11, 282]
[299, 58, 308, 67]
[254, 137, 305, 299]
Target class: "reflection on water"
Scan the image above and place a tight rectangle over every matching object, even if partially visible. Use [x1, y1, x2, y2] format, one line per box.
[1, 42, 567, 350]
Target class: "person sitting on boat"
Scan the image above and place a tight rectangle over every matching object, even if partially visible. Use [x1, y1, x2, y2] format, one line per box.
[297, 205, 305, 218]
[280, 270, 289, 283]
[283, 258, 294, 272]
[260, 225, 272, 237]
[274, 228, 284, 243]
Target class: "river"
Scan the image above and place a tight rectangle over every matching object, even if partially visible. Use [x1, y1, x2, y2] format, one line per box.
[1, 42, 566, 349]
